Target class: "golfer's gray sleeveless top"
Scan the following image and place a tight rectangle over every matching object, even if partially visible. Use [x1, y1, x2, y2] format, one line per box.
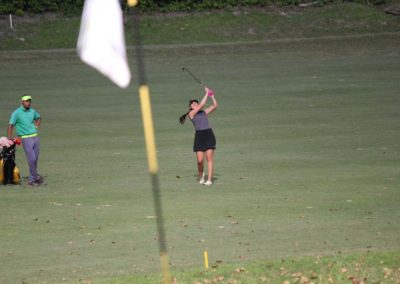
[191, 111, 211, 131]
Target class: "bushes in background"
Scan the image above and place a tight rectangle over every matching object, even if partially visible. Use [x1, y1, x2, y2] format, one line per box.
[0, 0, 389, 15]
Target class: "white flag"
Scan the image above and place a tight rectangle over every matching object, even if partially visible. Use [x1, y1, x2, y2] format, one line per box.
[77, 0, 131, 88]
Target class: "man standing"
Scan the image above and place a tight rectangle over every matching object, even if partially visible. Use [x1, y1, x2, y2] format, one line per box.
[8, 95, 42, 186]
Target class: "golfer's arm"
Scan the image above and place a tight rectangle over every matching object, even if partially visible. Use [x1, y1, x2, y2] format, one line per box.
[211, 96, 218, 107]
[7, 125, 13, 139]
[35, 118, 41, 128]
[199, 93, 208, 108]
[205, 96, 218, 115]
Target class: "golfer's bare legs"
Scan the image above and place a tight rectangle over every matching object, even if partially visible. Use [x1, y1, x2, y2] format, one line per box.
[196, 151, 204, 180]
[205, 149, 214, 182]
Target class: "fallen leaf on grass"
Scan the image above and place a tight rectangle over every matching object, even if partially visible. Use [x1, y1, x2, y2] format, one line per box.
[213, 276, 224, 282]
[291, 272, 302, 278]
[280, 268, 288, 276]
[341, 267, 348, 273]
[299, 276, 309, 283]
[383, 267, 393, 278]
[348, 276, 365, 284]
[49, 201, 64, 206]
[234, 267, 246, 273]
[210, 261, 223, 269]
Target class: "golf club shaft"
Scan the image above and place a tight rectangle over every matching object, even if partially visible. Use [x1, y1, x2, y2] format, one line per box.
[182, 67, 203, 86]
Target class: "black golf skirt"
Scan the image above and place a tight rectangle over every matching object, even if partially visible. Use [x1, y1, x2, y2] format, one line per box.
[193, 128, 216, 152]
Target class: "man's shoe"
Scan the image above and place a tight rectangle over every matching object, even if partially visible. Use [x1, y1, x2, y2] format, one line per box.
[36, 176, 44, 184]
[28, 181, 40, 187]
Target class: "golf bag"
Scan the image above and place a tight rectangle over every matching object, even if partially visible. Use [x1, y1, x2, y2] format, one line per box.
[0, 143, 21, 185]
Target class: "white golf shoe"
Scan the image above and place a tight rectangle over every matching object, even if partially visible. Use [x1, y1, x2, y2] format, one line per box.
[199, 173, 205, 184]
[204, 180, 213, 186]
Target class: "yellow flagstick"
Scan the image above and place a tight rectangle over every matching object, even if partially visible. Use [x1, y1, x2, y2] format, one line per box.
[204, 250, 209, 269]
[139, 85, 158, 174]
[129, 1, 171, 283]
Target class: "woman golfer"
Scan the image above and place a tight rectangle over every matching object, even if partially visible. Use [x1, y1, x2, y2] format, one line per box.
[179, 87, 218, 186]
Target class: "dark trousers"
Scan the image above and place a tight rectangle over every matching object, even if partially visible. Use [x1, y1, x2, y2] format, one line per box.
[22, 136, 40, 182]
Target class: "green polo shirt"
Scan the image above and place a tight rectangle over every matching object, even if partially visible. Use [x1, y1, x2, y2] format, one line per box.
[9, 106, 41, 137]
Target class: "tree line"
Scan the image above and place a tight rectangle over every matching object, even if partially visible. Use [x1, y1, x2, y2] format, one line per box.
[0, 0, 386, 16]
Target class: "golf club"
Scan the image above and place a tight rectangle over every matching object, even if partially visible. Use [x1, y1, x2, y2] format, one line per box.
[182, 67, 203, 86]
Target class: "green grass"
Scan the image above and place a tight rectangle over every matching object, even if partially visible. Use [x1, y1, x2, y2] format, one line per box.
[0, 34, 399, 283]
[1, 4, 400, 283]
[1, 3, 400, 50]
[99, 251, 400, 283]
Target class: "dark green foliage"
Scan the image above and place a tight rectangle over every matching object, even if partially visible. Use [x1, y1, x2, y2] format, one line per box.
[58, 0, 84, 16]
[0, 0, 18, 14]
[0, 0, 83, 15]
[0, 0, 389, 15]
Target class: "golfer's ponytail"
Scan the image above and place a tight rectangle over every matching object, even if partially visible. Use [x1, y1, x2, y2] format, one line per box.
[179, 111, 190, 124]
[180, 99, 198, 125]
